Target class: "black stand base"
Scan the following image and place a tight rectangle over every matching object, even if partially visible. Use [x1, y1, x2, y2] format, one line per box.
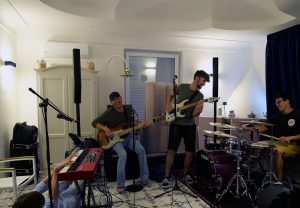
[154, 178, 197, 198]
[126, 184, 144, 192]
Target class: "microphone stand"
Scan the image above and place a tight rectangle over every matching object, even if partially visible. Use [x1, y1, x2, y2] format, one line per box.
[126, 109, 143, 193]
[29, 88, 77, 208]
[155, 75, 197, 199]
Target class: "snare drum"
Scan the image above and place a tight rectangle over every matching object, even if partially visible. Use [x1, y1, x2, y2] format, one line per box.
[248, 141, 270, 158]
[195, 150, 236, 187]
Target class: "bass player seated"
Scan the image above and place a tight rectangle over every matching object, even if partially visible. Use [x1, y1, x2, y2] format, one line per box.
[91, 91, 150, 193]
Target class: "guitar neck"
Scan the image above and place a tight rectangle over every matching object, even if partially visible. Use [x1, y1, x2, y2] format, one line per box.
[118, 123, 144, 137]
[113, 115, 165, 136]
[117, 115, 164, 137]
[179, 98, 209, 111]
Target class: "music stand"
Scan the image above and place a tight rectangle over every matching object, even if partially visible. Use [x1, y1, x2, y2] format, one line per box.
[155, 75, 197, 199]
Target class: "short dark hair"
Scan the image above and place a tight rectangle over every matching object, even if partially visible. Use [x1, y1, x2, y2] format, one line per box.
[109, 91, 121, 101]
[275, 91, 291, 100]
[13, 191, 45, 208]
[194, 70, 210, 82]
[275, 91, 292, 106]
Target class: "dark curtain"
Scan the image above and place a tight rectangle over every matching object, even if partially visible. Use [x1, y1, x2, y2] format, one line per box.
[266, 24, 300, 118]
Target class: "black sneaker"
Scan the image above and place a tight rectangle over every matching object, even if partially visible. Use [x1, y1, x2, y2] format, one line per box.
[161, 178, 171, 189]
[182, 174, 194, 185]
[69, 133, 84, 147]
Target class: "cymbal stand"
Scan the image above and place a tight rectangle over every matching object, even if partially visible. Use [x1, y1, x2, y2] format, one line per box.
[218, 128, 254, 207]
[254, 142, 278, 200]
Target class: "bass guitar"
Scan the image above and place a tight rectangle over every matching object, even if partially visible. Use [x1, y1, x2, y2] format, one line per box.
[97, 114, 165, 149]
[165, 97, 220, 122]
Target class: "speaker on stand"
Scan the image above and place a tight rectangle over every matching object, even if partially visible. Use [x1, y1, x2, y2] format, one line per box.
[212, 57, 219, 147]
[73, 48, 81, 136]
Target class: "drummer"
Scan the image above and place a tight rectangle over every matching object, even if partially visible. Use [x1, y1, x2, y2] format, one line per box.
[256, 92, 300, 181]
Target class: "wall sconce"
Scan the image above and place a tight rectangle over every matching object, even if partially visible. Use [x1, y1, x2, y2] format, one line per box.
[0, 58, 16, 68]
[105, 55, 133, 77]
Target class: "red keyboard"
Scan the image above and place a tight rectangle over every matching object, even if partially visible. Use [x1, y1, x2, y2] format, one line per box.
[57, 148, 103, 181]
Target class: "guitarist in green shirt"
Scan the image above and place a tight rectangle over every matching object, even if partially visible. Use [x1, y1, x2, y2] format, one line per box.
[92, 92, 150, 193]
[162, 70, 210, 188]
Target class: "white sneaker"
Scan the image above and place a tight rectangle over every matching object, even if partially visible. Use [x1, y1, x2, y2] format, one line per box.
[161, 178, 171, 189]
[182, 175, 194, 185]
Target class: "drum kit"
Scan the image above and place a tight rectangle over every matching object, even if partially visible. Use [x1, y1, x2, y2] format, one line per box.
[199, 120, 288, 206]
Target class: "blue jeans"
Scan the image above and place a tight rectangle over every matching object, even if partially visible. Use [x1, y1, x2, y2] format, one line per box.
[113, 134, 149, 188]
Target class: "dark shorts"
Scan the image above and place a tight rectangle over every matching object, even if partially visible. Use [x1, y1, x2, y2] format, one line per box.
[168, 124, 196, 152]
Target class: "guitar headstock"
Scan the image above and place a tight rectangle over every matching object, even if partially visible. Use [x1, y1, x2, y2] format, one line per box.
[205, 97, 220, 103]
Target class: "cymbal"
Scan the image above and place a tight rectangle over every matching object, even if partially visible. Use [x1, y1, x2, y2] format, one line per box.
[237, 120, 274, 127]
[251, 141, 274, 148]
[251, 140, 288, 148]
[203, 130, 237, 138]
[209, 122, 237, 129]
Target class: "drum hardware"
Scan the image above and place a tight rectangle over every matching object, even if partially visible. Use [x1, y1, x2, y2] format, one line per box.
[218, 126, 254, 207]
[242, 157, 258, 191]
[218, 150, 254, 206]
[254, 138, 279, 201]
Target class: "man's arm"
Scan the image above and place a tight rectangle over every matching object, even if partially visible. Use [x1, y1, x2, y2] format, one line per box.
[192, 100, 204, 117]
[95, 123, 112, 136]
[280, 133, 300, 143]
[51, 154, 75, 200]
[166, 92, 174, 113]
[255, 124, 269, 133]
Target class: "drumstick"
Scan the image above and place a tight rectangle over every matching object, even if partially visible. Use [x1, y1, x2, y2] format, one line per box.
[259, 133, 279, 140]
[259, 133, 290, 144]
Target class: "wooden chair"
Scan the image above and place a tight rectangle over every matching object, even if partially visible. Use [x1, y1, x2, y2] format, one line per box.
[0, 156, 38, 201]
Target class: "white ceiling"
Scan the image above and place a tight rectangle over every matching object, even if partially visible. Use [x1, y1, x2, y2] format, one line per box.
[1, 0, 300, 43]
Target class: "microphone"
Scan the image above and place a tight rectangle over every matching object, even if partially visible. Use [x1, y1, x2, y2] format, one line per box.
[28, 88, 37, 95]
[57, 114, 65, 119]
[57, 114, 73, 122]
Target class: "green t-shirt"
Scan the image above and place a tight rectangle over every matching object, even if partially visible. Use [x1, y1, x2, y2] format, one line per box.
[174, 83, 203, 126]
[91, 106, 132, 129]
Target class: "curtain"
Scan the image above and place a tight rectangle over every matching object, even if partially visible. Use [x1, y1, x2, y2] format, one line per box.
[266, 24, 300, 117]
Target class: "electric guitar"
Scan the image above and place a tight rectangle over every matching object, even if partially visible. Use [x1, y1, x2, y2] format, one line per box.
[97, 114, 165, 149]
[165, 97, 220, 122]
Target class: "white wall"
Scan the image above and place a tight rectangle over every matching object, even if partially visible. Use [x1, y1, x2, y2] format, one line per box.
[0, 25, 267, 158]
[0, 24, 19, 158]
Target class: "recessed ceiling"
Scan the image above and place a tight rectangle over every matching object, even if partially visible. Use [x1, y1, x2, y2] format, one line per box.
[2, 0, 300, 43]
[39, 0, 300, 31]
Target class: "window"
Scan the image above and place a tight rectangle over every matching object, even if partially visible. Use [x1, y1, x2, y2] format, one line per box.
[125, 50, 179, 119]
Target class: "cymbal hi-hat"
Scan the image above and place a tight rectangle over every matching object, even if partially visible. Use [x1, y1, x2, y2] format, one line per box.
[209, 122, 237, 129]
[203, 130, 237, 138]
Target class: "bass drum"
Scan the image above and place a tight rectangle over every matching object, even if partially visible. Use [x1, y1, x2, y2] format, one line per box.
[256, 183, 293, 208]
[195, 150, 236, 188]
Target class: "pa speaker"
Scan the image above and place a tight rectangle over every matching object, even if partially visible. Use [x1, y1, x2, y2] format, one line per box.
[212, 57, 218, 98]
[256, 183, 293, 208]
[73, 49, 81, 103]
